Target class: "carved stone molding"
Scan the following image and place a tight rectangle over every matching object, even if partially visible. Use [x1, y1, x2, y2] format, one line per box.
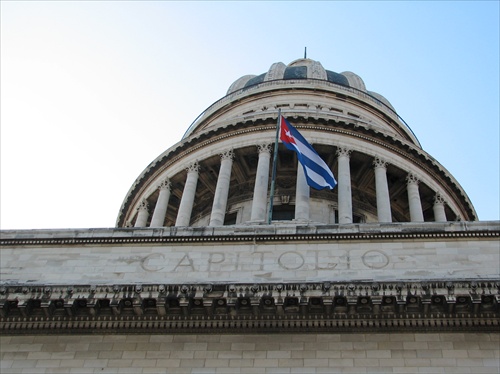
[2, 227, 498, 246]
[1, 280, 498, 335]
[280, 195, 291, 204]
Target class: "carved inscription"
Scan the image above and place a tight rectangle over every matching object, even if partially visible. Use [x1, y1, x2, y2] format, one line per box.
[362, 250, 390, 269]
[138, 248, 389, 273]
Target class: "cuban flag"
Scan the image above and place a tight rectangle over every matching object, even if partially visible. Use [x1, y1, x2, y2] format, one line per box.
[280, 116, 337, 190]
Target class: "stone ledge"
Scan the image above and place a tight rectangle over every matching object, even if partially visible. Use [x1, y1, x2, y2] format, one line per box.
[1, 221, 499, 245]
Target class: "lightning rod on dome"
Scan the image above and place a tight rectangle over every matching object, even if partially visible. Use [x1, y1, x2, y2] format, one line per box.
[304, 47, 307, 59]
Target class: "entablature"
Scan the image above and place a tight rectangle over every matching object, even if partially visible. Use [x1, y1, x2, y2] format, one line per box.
[1, 280, 498, 334]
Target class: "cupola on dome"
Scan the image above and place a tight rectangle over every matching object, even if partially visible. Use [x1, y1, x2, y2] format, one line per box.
[226, 59, 393, 110]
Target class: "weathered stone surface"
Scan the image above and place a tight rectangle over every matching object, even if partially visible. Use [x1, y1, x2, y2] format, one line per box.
[0, 333, 498, 373]
[1, 222, 498, 285]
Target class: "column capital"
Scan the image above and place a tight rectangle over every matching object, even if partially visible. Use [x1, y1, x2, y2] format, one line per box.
[158, 178, 171, 191]
[220, 149, 234, 161]
[186, 161, 199, 173]
[373, 157, 388, 169]
[256, 143, 272, 155]
[433, 192, 447, 222]
[137, 199, 149, 212]
[434, 192, 446, 205]
[336, 146, 352, 158]
[406, 172, 420, 185]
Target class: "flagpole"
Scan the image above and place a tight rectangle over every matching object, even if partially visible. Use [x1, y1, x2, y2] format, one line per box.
[268, 109, 281, 224]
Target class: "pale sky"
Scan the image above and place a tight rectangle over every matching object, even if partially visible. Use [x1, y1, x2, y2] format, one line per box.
[1, 1, 499, 230]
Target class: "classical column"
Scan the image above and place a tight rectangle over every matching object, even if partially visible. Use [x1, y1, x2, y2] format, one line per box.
[407, 173, 424, 222]
[433, 192, 447, 222]
[175, 161, 199, 227]
[150, 178, 171, 227]
[373, 157, 392, 223]
[134, 199, 149, 227]
[295, 163, 310, 221]
[209, 149, 234, 226]
[250, 144, 272, 222]
[337, 147, 353, 224]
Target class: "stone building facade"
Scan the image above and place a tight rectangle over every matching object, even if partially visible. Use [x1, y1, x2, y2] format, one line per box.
[1, 58, 499, 373]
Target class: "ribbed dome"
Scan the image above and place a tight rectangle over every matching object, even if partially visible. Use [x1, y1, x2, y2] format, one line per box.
[226, 59, 392, 109]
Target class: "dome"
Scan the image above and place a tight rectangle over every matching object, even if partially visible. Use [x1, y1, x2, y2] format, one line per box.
[226, 74, 257, 94]
[188, 58, 411, 144]
[367, 90, 395, 111]
[226, 60, 390, 110]
[117, 58, 477, 228]
[341, 71, 366, 91]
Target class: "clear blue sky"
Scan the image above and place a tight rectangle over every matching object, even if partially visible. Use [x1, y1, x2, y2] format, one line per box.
[1, 1, 499, 229]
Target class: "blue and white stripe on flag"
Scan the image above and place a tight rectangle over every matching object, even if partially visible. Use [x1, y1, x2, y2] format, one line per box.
[279, 116, 337, 190]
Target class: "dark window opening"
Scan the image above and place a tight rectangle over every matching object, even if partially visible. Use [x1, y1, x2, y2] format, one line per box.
[224, 212, 238, 226]
[353, 214, 365, 223]
[272, 205, 295, 221]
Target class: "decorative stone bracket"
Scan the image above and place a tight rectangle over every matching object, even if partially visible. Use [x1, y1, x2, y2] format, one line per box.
[1, 280, 498, 335]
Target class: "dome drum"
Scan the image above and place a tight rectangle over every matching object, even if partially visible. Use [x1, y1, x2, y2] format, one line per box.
[187, 78, 416, 145]
[194, 90, 405, 141]
[120, 126, 467, 228]
[117, 59, 476, 228]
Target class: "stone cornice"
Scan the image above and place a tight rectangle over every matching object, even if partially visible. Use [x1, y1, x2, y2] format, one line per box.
[1, 229, 498, 247]
[1, 222, 498, 247]
[1, 280, 498, 335]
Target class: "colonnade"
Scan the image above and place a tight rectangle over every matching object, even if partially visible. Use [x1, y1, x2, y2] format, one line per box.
[133, 144, 449, 227]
